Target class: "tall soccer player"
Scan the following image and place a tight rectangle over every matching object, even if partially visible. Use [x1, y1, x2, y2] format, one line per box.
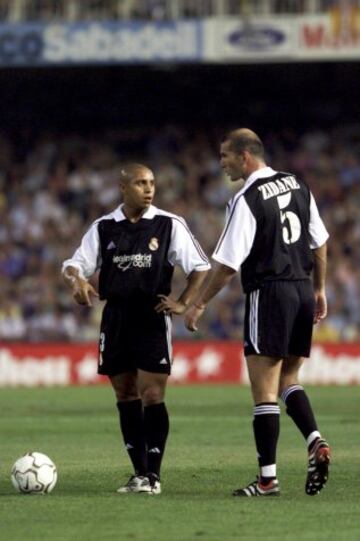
[186, 128, 331, 497]
[63, 164, 210, 494]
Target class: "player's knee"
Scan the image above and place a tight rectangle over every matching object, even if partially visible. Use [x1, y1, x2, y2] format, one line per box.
[251, 382, 278, 403]
[116, 390, 139, 402]
[250, 381, 275, 403]
[256, 392, 278, 404]
[141, 385, 164, 406]
[111, 381, 139, 401]
[109, 374, 139, 401]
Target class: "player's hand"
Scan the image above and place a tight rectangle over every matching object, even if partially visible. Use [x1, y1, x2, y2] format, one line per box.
[72, 278, 99, 307]
[155, 295, 187, 315]
[184, 304, 205, 332]
[313, 290, 327, 324]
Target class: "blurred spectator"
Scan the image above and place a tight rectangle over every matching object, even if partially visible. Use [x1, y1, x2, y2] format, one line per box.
[0, 124, 359, 342]
[0, 0, 343, 22]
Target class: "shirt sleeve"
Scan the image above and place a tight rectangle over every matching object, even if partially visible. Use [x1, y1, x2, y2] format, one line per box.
[62, 222, 101, 279]
[212, 196, 257, 272]
[308, 192, 329, 249]
[167, 217, 211, 275]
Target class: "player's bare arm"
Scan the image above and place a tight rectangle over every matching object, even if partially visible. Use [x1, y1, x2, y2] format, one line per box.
[63, 266, 99, 307]
[185, 263, 237, 331]
[313, 242, 327, 324]
[155, 269, 209, 315]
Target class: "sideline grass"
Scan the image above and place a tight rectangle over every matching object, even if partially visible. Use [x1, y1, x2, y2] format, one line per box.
[0, 385, 359, 541]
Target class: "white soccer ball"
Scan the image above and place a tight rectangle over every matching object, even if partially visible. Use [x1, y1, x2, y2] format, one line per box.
[11, 452, 57, 495]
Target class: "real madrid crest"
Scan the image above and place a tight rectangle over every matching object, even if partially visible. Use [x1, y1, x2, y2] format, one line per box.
[149, 237, 159, 251]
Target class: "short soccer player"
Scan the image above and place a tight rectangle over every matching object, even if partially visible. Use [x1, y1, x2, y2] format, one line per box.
[63, 164, 210, 494]
[186, 128, 331, 497]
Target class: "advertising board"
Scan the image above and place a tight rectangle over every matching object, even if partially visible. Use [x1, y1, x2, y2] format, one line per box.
[0, 21, 201, 65]
[0, 342, 359, 386]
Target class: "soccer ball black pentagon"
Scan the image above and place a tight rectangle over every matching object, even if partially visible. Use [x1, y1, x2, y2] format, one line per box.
[11, 452, 57, 494]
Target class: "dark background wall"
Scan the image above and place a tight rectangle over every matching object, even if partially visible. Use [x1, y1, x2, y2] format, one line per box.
[0, 61, 358, 132]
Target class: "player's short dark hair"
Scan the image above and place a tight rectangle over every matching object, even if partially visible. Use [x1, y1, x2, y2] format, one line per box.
[223, 129, 265, 159]
[119, 163, 152, 183]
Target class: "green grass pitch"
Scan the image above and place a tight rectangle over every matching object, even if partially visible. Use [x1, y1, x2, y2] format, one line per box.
[0, 385, 359, 541]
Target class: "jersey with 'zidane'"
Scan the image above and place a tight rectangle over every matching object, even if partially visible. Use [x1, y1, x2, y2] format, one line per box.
[62, 204, 210, 304]
[212, 167, 329, 293]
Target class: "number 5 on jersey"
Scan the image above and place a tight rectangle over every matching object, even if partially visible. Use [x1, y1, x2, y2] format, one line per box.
[277, 193, 301, 244]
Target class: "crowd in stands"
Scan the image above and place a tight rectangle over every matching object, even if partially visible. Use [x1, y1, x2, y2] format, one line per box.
[0, 0, 350, 22]
[0, 124, 359, 342]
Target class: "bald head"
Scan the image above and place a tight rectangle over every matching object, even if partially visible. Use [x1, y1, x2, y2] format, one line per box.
[220, 128, 266, 182]
[223, 128, 265, 160]
[120, 163, 153, 184]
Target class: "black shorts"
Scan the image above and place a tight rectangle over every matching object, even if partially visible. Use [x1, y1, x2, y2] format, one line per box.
[243, 280, 315, 358]
[97, 302, 173, 376]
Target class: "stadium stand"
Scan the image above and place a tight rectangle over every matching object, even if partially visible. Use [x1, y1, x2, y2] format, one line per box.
[0, 0, 354, 22]
[0, 124, 359, 342]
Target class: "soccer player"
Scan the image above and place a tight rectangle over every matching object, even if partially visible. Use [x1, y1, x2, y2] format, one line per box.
[185, 128, 331, 497]
[62, 163, 210, 494]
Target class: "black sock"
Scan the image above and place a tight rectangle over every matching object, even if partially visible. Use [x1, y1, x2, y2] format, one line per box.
[143, 402, 169, 478]
[253, 403, 280, 481]
[117, 399, 147, 476]
[280, 385, 319, 443]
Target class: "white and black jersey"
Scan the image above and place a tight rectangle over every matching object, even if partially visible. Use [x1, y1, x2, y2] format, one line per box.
[213, 167, 329, 293]
[62, 204, 210, 306]
[63, 204, 210, 375]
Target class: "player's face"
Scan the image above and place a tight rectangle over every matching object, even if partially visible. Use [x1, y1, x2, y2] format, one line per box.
[220, 141, 246, 182]
[122, 169, 155, 209]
